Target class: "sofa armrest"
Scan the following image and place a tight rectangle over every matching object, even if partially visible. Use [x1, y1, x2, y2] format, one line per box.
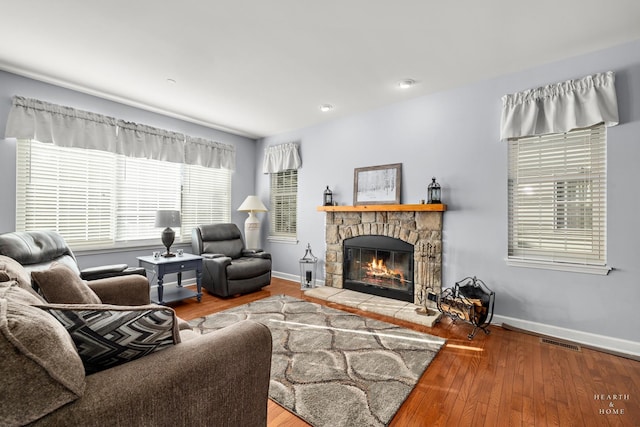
[201, 253, 228, 260]
[80, 265, 146, 281]
[33, 320, 272, 427]
[243, 251, 272, 260]
[242, 249, 262, 255]
[79, 263, 126, 278]
[200, 256, 234, 296]
[87, 275, 150, 305]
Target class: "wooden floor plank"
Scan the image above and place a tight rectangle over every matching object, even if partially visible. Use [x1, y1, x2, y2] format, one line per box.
[172, 278, 640, 427]
[530, 337, 547, 427]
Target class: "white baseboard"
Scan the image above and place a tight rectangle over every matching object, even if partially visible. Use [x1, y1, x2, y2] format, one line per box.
[493, 314, 640, 358]
[272, 271, 326, 287]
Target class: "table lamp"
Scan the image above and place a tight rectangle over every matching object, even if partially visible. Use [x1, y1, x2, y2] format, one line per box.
[237, 195, 267, 250]
[155, 210, 181, 257]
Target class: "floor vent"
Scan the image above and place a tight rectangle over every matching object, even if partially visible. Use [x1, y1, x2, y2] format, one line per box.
[540, 338, 581, 352]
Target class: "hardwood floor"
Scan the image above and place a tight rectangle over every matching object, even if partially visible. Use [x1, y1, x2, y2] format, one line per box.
[172, 278, 639, 427]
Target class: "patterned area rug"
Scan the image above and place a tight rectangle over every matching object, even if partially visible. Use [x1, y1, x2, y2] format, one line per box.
[188, 295, 445, 427]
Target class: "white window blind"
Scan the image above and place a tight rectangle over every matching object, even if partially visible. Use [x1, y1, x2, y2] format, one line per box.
[508, 124, 607, 272]
[180, 164, 231, 240]
[115, 156, 182, 243]
[16, 140, 116, 247]
[269, 169, 298, 239]
[16, 139, 231, 250]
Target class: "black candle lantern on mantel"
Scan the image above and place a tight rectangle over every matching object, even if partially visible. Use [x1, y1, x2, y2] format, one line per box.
[299, 244, 318, 289]
[323, 186, 333, 206]
[427, 177, 441, 204]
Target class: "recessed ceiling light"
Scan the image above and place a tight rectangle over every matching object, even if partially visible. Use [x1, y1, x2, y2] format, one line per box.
[398, 79, 416, 89]
[319, 104, 334, 112]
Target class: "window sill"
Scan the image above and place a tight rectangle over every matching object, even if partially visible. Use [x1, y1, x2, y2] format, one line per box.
[507, 258, 612, 275]
[73, 240, 192, 256]
[268, 236, 298, 245]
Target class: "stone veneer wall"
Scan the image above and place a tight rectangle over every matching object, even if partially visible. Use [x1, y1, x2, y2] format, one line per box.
[323, 210, 443, 305]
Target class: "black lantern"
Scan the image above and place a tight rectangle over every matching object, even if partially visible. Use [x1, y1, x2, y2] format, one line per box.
[323, 186, 333, 206]
[299, 244, 318, 289]
[427, 177, 441, 204]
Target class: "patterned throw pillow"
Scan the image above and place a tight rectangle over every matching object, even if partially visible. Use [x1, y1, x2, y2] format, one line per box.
[37, 304, 180, 374]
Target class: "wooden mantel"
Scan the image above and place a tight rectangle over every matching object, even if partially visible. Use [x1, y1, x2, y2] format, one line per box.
[317, 203, 447, 212]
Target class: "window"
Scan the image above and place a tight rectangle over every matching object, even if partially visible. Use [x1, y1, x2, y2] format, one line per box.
[16, 139, 231, 250]
[507, 123, 608, 274]
[269, 169, 298, 242]
[16, 140, 117, 247]
[115, 156, 182, 243]
[180, 164, 232, 241]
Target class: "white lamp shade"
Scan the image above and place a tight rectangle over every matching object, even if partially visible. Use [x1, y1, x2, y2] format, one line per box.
[155, 210, 181, 227]
[237, 195, 267, 212]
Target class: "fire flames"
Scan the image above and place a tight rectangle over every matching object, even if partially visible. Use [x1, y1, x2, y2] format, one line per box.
[365, 257, 404, 283]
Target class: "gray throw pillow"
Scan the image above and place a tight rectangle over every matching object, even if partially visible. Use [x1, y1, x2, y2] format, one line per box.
[31, 263, 101, 304]
[0, 280, 46, 305]
[0, 255, 44, 301]
[0, 298, 85, 425]
[37, 303, 180, 374]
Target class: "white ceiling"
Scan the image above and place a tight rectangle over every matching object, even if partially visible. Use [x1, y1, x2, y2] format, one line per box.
[2, 1, 640, 139]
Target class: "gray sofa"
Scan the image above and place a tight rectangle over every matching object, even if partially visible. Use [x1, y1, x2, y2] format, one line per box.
[0, 233, 272, 426]
[192, 224, 272, 297]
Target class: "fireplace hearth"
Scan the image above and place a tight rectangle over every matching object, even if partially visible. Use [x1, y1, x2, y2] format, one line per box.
[344, 235, 414, 302]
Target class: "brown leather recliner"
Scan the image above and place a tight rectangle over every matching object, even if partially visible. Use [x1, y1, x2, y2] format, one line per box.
[191, 223, 272, 297]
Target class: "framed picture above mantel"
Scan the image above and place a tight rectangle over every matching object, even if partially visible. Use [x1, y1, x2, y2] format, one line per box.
[353, 163, 402, 205]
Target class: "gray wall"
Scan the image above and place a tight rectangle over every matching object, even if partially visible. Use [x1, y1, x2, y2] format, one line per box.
[0, 70, 257, 270]
[258, 38, 640, 346]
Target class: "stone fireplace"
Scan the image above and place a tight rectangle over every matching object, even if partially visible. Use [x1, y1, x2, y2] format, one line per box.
[318, 204, 445, 306]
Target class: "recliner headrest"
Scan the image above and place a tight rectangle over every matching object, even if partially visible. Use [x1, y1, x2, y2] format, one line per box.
[0, 231, 75, 266]
[194, 224, 245, 258]
[197, 223, 243, 241]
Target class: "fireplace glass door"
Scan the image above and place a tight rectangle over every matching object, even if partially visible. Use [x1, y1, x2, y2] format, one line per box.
[343, 235, 414, 302]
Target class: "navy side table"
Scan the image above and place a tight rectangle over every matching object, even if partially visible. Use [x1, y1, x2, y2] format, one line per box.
[137, 253, 203, 305]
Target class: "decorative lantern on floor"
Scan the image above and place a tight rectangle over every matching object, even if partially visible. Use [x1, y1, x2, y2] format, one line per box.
[299, 244, 318, 289]
[323, 186, 333, 206]
[427, 177, 441, 204]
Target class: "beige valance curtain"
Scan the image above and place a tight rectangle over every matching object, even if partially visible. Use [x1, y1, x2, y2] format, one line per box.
[116, 121, 185, 163]
[185, 136, 236, 171]
[5, 96, 236, 170]
[262, 142, 301, 173]
[500, 71, 619, 140]
[4, 96, 118, 150]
